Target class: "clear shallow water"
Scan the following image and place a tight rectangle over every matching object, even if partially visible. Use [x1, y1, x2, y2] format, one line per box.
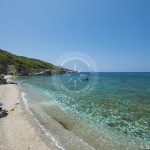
[16, 73, 150, 150]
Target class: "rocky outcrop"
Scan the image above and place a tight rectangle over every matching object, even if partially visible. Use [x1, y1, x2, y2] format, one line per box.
[28, 68, 78, 76]
[28, 69, 52, 76]
[0, 75, 7, 85]
[0, 49, 77, 76]
[7, 65, 17, 75]
[0, 75, 17, 85]
[0, 63, 77, 76]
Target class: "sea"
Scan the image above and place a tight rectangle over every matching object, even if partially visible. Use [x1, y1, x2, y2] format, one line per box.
[16, 72, 150, 150]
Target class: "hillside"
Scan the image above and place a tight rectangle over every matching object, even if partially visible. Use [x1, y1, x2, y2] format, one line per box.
[0, 49, 71, 75]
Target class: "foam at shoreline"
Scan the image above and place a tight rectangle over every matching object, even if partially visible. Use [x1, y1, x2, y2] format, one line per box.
[21, 91, 65, 150]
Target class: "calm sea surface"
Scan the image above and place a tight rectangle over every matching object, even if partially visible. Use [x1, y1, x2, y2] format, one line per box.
[16, 72, 150, 150]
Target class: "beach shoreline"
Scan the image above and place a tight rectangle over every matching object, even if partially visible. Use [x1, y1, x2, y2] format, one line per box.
[1, 75, 148, 150]
[0, 76, 57, 150]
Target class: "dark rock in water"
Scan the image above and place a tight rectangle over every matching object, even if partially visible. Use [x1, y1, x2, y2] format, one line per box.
[82, 78, 89, 81]
[107, 122, 117, 127]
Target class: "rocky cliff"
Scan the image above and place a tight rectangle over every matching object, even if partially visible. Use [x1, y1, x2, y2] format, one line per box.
[0, 49, 75, 76]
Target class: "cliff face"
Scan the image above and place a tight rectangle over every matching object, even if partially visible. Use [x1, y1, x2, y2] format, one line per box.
[0, 49, 75, 76]
[7, 65, 17, 75]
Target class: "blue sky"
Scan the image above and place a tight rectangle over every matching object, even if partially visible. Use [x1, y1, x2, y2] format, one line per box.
[0, 0, 150, 71]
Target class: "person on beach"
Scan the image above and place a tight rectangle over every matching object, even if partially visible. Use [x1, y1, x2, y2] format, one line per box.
[0, 104, 8, 118]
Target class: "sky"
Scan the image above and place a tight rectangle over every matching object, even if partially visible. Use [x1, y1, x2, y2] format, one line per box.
[0, 0, 150, 72]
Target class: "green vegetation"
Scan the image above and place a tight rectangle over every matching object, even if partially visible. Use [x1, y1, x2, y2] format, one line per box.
[0, 49, 61, 75]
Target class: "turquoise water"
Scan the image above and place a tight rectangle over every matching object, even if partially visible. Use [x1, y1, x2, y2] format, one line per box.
[17, 73, 150, 150]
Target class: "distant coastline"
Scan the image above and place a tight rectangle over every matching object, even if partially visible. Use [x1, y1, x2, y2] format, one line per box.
[0, 49, 77, 76]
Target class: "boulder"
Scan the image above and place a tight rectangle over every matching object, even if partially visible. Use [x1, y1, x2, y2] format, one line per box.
[0, 75, 7, 85]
